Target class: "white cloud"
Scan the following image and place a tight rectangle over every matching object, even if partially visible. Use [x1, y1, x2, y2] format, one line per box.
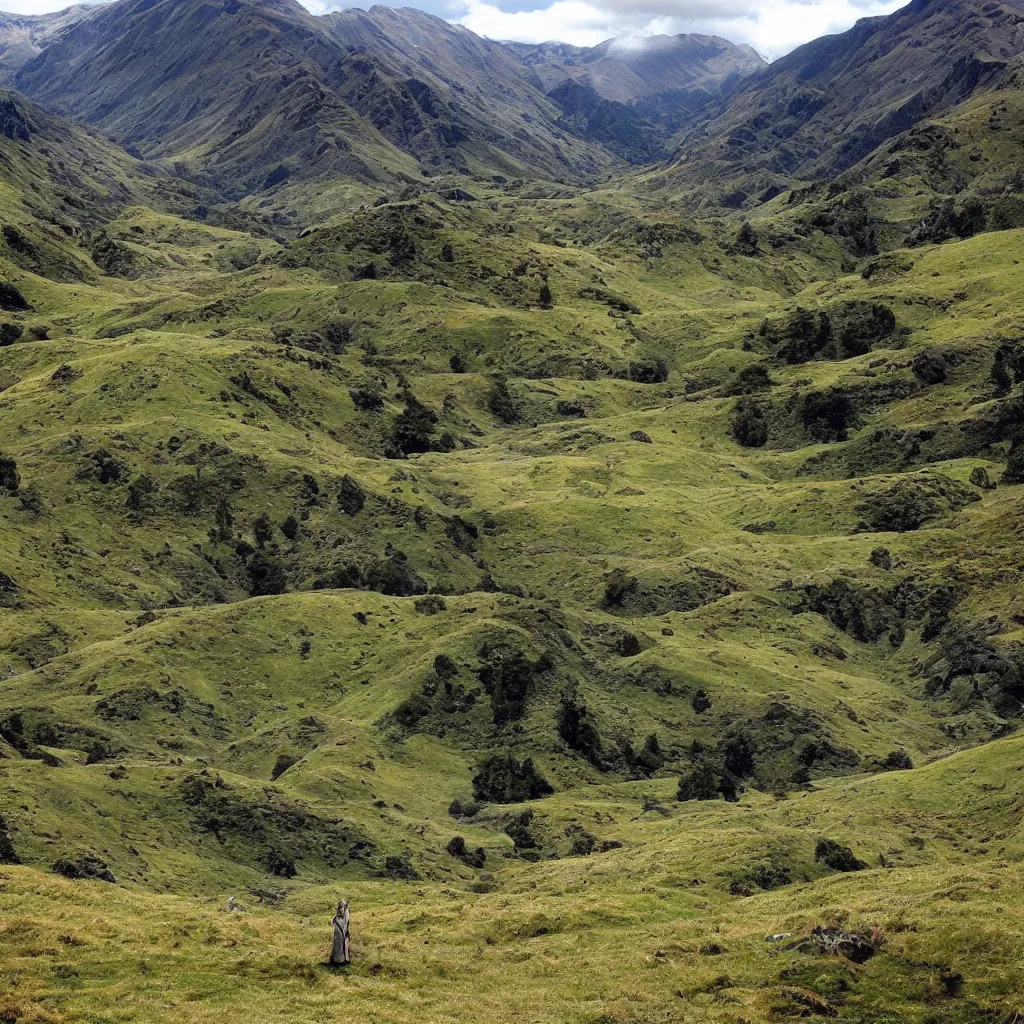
[0, 0, 907, 60]
[456, 0, 906, 57]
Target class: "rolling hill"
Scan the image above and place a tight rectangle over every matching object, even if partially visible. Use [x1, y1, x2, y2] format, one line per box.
[0, 0, 1023, 1021]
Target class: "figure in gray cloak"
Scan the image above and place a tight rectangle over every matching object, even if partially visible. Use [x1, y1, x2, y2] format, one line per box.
[330, 899, 351, 967]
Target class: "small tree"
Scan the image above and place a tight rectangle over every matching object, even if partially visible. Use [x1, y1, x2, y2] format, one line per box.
[731, 402, 769, 448]
[486, 375, 521, 424]
[0, 452, 20, 493]
[735, 221, 759, 255]
[252, 512, 274, 549]
[676, 762, 720, 801]
[391, 393, 437, 456]
[337, 475, 366, 515]
[126, 473, 158, 515]
[281, 514, 300, 541]
[538, 281, 553, 308]
[211, 496, 234, 543]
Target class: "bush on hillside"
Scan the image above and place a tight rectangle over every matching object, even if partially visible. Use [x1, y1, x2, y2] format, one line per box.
[731, 400, 769, 447]
[814, 838, 866, 872]
[556, 686, 603, 765]
[472, 755, 553, 803]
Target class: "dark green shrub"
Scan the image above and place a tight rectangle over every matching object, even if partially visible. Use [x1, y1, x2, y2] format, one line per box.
[569, 831, 596, 856]
[631, 733, 665, 777]
[52, 854, 116, 883]
[796, 389, 857, 442]
[383, 854, 419, 879]
[814, 838, 866, 872]
[486, 376, 521, 423]
[855, 475, 980, 533]
[1005, 443, 1024, 484]
[479, 649, 547, 726]
[728, 363, 774, 395]
[252, 512, 274, 548]
[337, 474, 366, 515]
[0, 322, 22, 346]
[881, 749, 913, 771]
[721, 729, 756, 778]
[798, 580, 898, 643]
[211, 495, 234, 542]
[17, 485, 42, 514]
[731, 401, 769, 447]
[434, 654, 458, 679]
[0, 453, 19, 493]
[556, 687, 603, 765]
[364, 550, 426, 597]
[447, 836, 486, 867]
[676, 762, 722, 801]
[912, 350, 949, 385]
[0, 282, 29, 311]
[555, 399, 586, 417]
[504, 809, 540, 850]
[80, 449, 129, 485]
[350, 384, 384, 412]
[126, 473, 158, 514]
[472, 755, 553, 803]
[393, 686, 432, 729]
[391, 393, 437, 455]
[618, 631, 641, 657]
[247, 553, 288, 596]
[414, 595, 447, 615]
[0, 813, 18, 864]
[628, 358, 669, 384]
[734, 221, 759, 255]
[691, 688, 712, 713]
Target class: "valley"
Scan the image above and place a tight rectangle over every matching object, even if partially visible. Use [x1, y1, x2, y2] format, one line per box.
[0, 0, 1023, 1020]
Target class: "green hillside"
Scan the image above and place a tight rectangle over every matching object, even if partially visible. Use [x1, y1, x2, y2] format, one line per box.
[1, 1, 1024, 1021]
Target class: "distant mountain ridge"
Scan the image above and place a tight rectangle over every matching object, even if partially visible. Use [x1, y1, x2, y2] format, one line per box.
[507, 34, 765, 105]
[662, 0, 1024, 201]
[503, 32, 765, 162]
[0, 0, 1022, 209]
[8, 0, 615, 197]
[0, 0, 773, 193]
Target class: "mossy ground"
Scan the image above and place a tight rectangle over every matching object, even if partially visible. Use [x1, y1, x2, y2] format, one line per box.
[1, 84, 1024, 1023]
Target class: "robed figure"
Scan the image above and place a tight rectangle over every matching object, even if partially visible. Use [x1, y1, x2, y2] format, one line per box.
[330, 899, 351, 966]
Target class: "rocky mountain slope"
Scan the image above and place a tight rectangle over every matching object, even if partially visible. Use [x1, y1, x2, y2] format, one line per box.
[11, 0, 614, 202]
[506, 33, 765, 161]
[0, 4, 96, 82]
[661, 0, 1024, 204]
[508, 33, 765, 105]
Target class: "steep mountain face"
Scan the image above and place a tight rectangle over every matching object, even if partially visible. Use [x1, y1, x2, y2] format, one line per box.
[508, 34, 765, 105]
[0, 5, 97, 83]
[0, 88, 228, 280]
[506, 33, 765, 159]
[11, 0, 613, 201]
[315, 6, 611, 179]
[664, 0, 1024, 199]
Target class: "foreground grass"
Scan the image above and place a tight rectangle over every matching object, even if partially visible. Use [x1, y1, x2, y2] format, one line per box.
[4, 735, 1024, 1022]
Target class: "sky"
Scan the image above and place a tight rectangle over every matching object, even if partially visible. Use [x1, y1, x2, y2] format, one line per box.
[313, 0, 908, 58]
[3, 0, 908, 60]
